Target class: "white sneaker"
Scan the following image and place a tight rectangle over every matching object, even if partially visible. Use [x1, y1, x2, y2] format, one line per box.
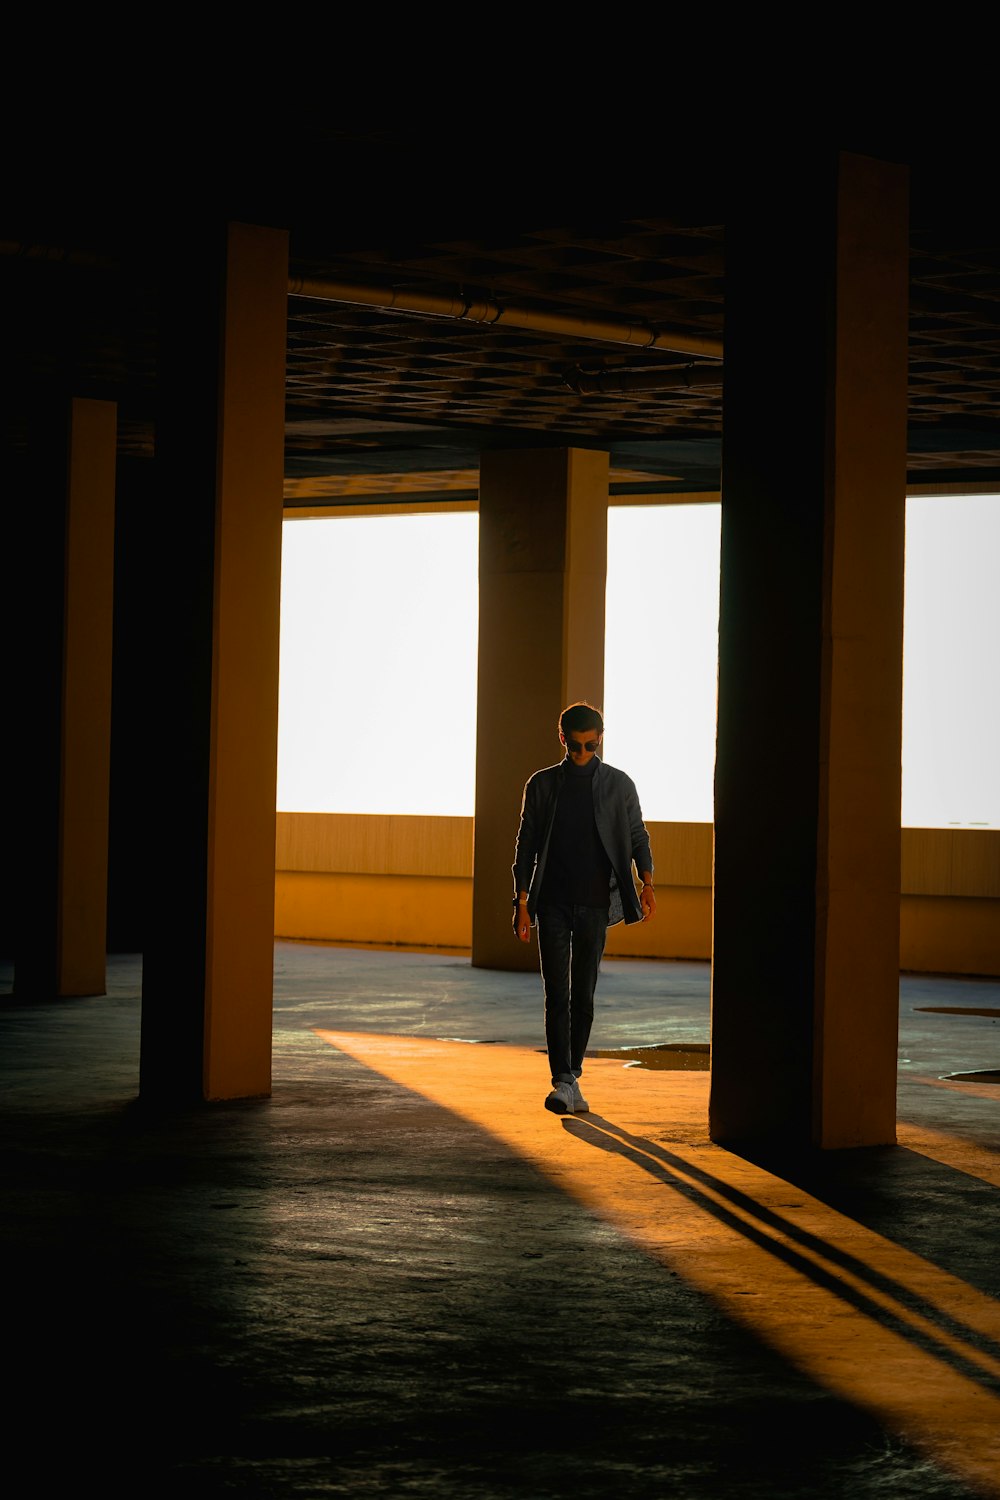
[571, 1080, 590, 1113]
[545, 1082, 576, 1115]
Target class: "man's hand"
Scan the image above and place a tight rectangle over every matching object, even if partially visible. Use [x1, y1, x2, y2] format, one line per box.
[640, 880, 656, 922]
[513, 899, 531, 942]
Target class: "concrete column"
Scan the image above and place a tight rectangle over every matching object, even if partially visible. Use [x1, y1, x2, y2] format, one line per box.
[58, 399, 118, 994]
[140, 220, 288, 1103]
[11, 397, 117, 999]
[106, 455, 155, 953]
[472, 447, 609, 970]
[710, 151, 909, 1150]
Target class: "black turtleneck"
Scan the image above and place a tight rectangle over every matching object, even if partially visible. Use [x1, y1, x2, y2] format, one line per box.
[539, 758, 613, 909]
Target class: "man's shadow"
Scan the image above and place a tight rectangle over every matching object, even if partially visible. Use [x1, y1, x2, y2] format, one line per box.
[564, 1112, 1000, 1398]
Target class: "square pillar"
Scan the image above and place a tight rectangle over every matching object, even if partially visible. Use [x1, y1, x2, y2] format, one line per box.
[472, 448, 609, 970]
[11, 396, 117, 998]
[710, 151, 909, 1149]
[140, 221, 288, 1103]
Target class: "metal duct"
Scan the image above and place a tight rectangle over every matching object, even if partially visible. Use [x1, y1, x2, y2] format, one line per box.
[0, 244, 724, 363]
[288, 275, 724, 362]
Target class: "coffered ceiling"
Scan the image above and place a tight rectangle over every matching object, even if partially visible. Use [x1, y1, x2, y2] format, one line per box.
[4, 127, 1000, 507]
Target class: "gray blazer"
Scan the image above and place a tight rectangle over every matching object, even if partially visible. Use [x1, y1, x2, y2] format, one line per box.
[512, 756, 654, 928]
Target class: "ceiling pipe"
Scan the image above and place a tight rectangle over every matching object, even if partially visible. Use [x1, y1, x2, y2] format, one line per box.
[288, 274, 724, 362]
[563, 364, 724, 396]
[0, 244, 725, 364]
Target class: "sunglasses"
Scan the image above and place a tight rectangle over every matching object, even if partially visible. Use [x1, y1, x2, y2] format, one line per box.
[565, 738, 601, 753]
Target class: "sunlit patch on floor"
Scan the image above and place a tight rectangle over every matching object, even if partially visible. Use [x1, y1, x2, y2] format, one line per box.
[315, 1029, 1000, 1497]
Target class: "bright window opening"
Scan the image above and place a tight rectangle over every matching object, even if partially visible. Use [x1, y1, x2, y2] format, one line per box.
[276, 496, 999, 829]
[902, 493, 1000, 828]
[276, 512, 479, 816]
[603, 504, 721, 823]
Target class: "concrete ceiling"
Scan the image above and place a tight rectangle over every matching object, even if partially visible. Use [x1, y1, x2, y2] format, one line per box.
[4, 125, 1000, 507]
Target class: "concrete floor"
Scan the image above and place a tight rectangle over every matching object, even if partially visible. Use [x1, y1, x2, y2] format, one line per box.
[2, 942, 999, 1499]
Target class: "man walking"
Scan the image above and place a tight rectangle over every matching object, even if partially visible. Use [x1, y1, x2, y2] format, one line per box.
[512, 701, 656, 1115]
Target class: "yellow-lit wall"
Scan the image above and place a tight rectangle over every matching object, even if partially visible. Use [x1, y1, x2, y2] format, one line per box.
[898, 828, 1000, 975]
[274, 814, 1000, 975]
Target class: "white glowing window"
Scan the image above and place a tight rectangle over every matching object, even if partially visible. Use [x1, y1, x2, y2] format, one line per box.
[276, 512, 479, 815]
[275, 496, 999, 830]
[902, 494, 1000, 828]
[603, 503, 722, 824]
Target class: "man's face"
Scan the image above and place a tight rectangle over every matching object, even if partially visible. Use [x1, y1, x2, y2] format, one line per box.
[561, 727, 603, 766]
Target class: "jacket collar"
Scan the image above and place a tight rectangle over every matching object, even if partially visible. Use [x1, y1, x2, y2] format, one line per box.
[559, 754, 603, 774]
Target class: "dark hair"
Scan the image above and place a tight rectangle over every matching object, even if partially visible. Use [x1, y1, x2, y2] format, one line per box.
[559, 701, 604, 737]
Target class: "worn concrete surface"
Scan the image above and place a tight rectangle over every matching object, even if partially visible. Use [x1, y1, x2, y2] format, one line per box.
[1, 942, 998, 1499]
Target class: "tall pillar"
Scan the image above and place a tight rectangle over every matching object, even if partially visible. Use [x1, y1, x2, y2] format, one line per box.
[140, 220, 288, 1104]
[472, 447, 609, 970]
[710, 151, 909, 1150]
[107, 455, 155, 954]
[11, 397, 117, 998]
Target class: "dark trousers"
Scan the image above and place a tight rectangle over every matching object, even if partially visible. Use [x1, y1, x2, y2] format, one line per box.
[536, 902, 609, 1086]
